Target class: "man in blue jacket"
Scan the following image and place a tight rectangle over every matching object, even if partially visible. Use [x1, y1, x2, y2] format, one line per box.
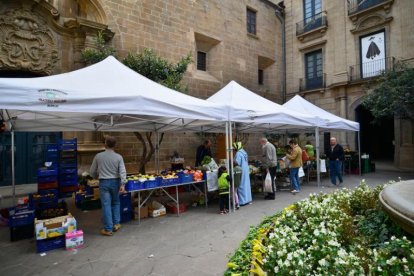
[328, 137, 344, 186]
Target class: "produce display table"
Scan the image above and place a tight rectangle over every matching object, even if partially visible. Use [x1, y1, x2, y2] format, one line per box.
[128, 180, 207, 224]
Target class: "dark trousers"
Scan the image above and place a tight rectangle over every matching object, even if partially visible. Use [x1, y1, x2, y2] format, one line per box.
[219, 193, 229, 211]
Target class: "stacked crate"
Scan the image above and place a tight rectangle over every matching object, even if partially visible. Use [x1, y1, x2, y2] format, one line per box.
[9, 206, 35, 241]
[119, 192, 133, 223]
[58, 139, 78, 198]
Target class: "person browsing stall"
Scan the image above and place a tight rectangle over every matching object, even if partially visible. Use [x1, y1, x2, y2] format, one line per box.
[260, 138, 277, 200]
[90, 136, 127, 236]
[286, 139, 303, 194]
[195, 139, 212, 167]
[233, 142, 252, 206]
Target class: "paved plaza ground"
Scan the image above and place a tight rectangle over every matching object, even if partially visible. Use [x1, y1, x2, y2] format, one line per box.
[0, 162, 413, 276]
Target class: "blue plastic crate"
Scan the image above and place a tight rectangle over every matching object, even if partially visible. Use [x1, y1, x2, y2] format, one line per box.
[162, 177, 180, 186]
[58, 138, 77, 145]
[59, 168, 77, 174]
[59, 162, 77, 169]
[120, 192, 132, 214]
[59, 173, 77, 182]
[125, 180, 145, 191]
[46, 144, 58, 151]
[179, 173, 194, 183]
[59, 191, 74, 198]
[29, 191, 59, 210]
[120, 211, 132, 223]
[9, 209, 35, 227]
[38, 175, 58, 183]
[37, 168, 58, 177]
[145, 180, 159, 189]
[36, 236, 65, 253]
[37, 188, 59, 195]
[59, 178, 78, 187]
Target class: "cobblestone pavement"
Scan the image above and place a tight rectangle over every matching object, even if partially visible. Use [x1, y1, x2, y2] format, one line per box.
[0, 167, 413, 276]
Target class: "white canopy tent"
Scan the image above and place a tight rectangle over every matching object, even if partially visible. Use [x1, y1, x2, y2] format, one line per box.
[0, 56, 230, 203]
[283, 95, 361, 186]
[204, 81, 326, 210]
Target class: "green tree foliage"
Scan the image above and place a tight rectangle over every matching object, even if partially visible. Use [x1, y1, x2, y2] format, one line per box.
[81, 31, 116, 65]
[81, 32, 192, 173]
[363, 62, 414, 121]
[122, 49, 192, 92]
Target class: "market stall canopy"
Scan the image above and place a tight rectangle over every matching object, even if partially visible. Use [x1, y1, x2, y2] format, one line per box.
[283, 95, 360, 131]
[0, 56, 225, 132]
[205, 81, 325, 132]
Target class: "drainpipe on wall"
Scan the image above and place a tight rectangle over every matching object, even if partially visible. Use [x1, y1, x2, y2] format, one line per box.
[274, 2, 286, 103]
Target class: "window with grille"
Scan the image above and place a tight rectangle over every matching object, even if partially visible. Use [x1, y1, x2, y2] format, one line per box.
[305, 49, 323, 89]
[197, 51, 206, 71]
[247, 8, 257, 35]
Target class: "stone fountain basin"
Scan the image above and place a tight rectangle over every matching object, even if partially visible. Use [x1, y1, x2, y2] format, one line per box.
[379, 180, 414, 235]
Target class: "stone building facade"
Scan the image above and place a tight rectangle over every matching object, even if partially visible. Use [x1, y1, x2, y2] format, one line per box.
[0, 0, 283, 176]
[284, 0, 414, 169]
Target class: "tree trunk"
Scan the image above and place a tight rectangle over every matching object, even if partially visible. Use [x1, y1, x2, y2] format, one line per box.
[134, 131, 164, 174]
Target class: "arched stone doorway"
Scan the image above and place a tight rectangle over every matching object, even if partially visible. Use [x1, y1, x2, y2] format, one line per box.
[355, 104, 394, 161]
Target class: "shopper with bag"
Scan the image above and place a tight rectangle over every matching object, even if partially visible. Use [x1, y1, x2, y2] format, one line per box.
[286, 139, 303, 194]
[260, 138, 277, 200]
[233, 142, 252, 206]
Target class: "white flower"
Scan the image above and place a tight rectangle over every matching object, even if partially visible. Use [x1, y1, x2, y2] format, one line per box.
[318, 259, 327, 266]
[263, 258, 267, 263]
[284, 259, 290, 267]
[391, 236, 396, 241]
[313, 229, 320, 236]
[402, 258, 407, 263]
[287, 253, 292, 261]
[377, 266, 382, 272]
[274, 266, 279, 273]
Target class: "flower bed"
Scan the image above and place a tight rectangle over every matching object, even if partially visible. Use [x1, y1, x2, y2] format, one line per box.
[225, 181, 414, 275]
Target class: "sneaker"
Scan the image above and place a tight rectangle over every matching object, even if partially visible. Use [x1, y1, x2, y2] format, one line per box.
[100, 229, 113, 236]
[113, 224, 121, 232]
[219, 211, 225, 215]
[236, 205, 240, 210]
[291, 190, 298, 194]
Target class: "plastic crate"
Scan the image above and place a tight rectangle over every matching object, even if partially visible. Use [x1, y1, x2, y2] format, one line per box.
[10, 224, 34, 242]
[38, 175, 58, 184]
[35, 201, 68, 220]
[36, 236, 66, 253]
[59, 178, 78, 187]
[9, 209, 35, 227]
[29, 191, 59, 210]
[60, 151, 77, 159]
[59, 162, 77, 169]
[37, 168, 58, 177]
[125, 180, 145, 191]
[162, 177, 180, 186]
[59, 168, 77, 174]
[38, 181, 58, 190]
[59, 191, 74, 198]
[166, 202, 187, 214]
[37, 188, 59, 195]
[59, 185, 78, 193]
[179, 173, 194, 183]
[120, 193, 132, 214]
[145, 180, 159, 189]
[120, 211, 132, 223]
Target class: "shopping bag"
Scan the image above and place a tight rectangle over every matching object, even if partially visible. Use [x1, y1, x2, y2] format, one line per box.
[263, 172, 273, 193]
[320, 159, 327, 173]
[298, 166, 305, 178]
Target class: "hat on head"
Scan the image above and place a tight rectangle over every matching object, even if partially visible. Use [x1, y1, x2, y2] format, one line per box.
[233, 141, 242, 150]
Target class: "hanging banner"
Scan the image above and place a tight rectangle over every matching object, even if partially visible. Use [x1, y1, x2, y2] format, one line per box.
[360, 31, 385, 78]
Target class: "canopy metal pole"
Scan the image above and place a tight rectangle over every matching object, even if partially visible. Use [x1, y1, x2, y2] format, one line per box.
[315, 127, 320, 187]
[358, 131, 361, 176]
[229, 121, 235, 213]
[156, 131, 160, 174]
[225, 122, 230, 212]
[11, 130, 16, 206]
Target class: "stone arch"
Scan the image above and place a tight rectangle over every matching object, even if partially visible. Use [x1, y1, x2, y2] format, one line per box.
[76, 0, 108, 25]
[351, 13, 393, 34]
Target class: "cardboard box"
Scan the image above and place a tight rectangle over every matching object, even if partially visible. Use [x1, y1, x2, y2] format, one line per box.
[35, 214, 76, 240]
[134, 205, 148, 219]
[148, 201, 166, 218]
[93, 188, 100, 200]
[65, 230, 84, 250]
[166, 202, 187, 214]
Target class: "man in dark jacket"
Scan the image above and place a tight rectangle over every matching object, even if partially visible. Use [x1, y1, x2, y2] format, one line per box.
[195, 139, 212, 167]
[328, 137, 344, 186]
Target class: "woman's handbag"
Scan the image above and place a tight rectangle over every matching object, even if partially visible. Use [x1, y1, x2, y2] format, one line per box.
[263, 172, 273, 192]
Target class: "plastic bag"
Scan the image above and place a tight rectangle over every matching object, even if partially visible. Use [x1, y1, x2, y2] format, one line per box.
[320, 159, 327, 173]
[298, 166, 305, 178]
[263, 172, 273, 193]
